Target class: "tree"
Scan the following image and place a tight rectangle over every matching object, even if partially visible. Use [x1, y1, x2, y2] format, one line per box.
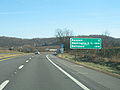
[22, 45, 35, 53]
[55, 28, 73, 43]
[55, 28, 73, 51]
[102, 30, 110, 36]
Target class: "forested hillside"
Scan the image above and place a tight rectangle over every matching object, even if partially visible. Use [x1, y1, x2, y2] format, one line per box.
[0, 35, 120, 51]
[0, 36, 58, 48]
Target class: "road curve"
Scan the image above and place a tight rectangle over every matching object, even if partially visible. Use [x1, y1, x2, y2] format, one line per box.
[0, 53, 120, 90]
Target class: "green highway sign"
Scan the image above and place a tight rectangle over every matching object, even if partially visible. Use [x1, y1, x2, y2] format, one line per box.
[70, 38, 102, 49]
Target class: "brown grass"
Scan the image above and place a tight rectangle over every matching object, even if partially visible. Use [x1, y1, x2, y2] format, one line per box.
[57, 53, 120, 78]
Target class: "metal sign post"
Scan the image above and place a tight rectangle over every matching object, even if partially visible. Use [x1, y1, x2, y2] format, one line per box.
[70, 38, 102, 61]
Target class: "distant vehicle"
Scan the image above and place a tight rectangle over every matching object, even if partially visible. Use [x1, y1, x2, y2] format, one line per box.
[34, 51, 40, 55]
[53, 52, 57, 55]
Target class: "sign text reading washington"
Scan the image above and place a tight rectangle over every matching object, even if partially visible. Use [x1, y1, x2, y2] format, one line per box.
[70, 38, 102, 49]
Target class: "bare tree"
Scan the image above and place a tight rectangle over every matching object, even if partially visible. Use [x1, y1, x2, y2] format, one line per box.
[102, 30, 110, 36]
[55, 28, 64, 43]
[64, 28, 73, 37]
[55, 28, 73, 51]
[55, 28, 73, 43]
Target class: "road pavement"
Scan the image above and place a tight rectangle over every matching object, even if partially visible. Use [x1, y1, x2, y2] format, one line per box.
[0, 53, 120, 90]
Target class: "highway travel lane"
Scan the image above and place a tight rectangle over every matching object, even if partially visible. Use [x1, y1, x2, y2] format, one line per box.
[2, 54, 83, 90]
[49, 54, 120, 90]
[0, 55, 32, 85]
[0, 53, 120, 90]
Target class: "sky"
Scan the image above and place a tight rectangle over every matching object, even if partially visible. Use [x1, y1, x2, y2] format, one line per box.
[0, 0, 120, 38]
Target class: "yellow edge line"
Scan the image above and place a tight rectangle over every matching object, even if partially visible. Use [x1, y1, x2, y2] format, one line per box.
[0, 57, 16, 61]
[0, 54, 26, 61]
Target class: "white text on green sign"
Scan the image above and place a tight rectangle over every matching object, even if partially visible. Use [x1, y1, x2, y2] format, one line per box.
[70, 38, 102, 49]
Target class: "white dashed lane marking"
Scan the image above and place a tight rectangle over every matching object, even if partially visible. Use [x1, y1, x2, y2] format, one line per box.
[0, 57, 31, 90]
[18, 65, 24, 70]
[14, 72, 17, 74]
[26, 60, 29, 63]
[0, 80, 9, 90]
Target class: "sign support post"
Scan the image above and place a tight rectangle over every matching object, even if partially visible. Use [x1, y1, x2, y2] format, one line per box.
[70, 38, 102, 61]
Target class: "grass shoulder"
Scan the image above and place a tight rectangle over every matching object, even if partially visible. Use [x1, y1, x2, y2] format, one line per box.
[0, 50, 28, 60]
[57, 53, 120, 78]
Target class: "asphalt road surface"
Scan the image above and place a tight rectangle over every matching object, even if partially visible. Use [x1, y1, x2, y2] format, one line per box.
[0, 52, 120, 90]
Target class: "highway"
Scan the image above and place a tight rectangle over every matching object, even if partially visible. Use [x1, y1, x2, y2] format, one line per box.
[0, 53, 120, 90]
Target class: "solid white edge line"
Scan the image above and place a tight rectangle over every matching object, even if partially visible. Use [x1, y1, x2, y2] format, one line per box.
[19, 65, 24, 70]
[46, 55, 90, 90]
[0, 80, 9, 90]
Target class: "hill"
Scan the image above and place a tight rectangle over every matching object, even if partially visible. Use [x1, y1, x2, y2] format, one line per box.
[0, 35, 120, 50]
[0, 36, 58, 48]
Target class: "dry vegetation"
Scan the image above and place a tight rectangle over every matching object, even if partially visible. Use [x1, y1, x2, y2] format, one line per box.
[55, 29, 120, 77]
[0, 33, 120, 70]
[0, 50, 25, 60]
[58, 53, 120, 77]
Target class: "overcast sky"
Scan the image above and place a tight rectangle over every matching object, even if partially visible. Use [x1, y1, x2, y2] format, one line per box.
[0, 0, 120, 38]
